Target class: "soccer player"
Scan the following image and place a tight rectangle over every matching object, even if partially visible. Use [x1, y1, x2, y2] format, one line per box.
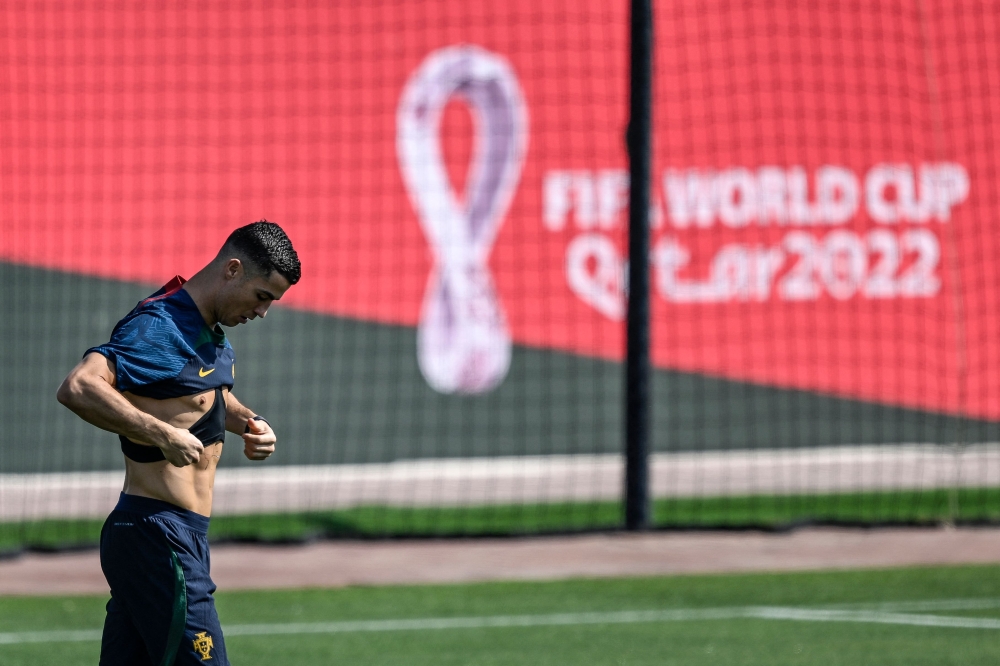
[57, 221, 300, 666]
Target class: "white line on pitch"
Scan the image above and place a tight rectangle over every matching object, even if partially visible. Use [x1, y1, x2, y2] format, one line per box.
[831, 597, 1000, 613]
[746, 608, 1000, 630]
[0, 629, 104, 644]
[3, 598, 1000, 645]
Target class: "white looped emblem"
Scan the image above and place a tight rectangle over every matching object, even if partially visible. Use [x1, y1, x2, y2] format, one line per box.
[397, 46, 528, 394]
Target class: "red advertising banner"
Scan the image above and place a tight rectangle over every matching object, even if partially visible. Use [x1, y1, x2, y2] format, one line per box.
[1, 2, 997, 416]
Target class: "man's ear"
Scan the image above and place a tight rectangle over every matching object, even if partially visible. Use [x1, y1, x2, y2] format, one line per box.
[223, 258, 243, 281]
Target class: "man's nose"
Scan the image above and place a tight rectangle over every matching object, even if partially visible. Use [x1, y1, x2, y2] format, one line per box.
[253, 304, 269, 318]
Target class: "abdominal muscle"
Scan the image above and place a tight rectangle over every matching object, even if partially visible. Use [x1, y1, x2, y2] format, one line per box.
[120, 388, 227, 517]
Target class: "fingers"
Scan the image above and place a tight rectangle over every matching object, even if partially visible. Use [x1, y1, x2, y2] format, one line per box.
[164, 429, 204, 467]
[243, 446, 274, 460]
[243, 440, 275, 461]
[245, 452, 272, 461]
[246, 418, 269, 434]
[242, 424, 275, 448]
[242, 421, 275, 461]
[173, 445, 204, 467]
[167, 448, 202, 467]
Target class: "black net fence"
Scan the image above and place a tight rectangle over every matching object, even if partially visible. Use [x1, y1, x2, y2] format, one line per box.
[2, 0, 1000, 553]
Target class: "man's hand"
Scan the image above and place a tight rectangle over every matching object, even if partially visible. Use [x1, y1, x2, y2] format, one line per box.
[243, 418, 276, 461]
[58, 353, 205, 466]
[160, 426, 205, 467]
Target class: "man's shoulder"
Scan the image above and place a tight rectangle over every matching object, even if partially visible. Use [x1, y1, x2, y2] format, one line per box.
[87, 307, 194, 394]
[87, 275, 236, 396]
[89, 281, 198, 381]
[117, 278, 203, 345]
[115, 311, 189, 354]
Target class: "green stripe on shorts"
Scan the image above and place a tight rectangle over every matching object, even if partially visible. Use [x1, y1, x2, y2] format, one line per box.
[160, 548, 187, 666]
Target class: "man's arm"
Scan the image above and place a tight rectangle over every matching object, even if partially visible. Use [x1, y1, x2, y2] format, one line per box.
[56, 352, 204, 467]
[224, 391, 276, 461]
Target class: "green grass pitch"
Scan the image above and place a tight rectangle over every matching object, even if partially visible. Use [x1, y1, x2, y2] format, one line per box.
[3, 564, 1000, 665]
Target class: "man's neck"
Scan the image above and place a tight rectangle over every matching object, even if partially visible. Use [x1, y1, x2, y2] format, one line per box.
[180, 270, 219, 329]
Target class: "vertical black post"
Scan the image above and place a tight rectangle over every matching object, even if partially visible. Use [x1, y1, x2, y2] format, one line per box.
[625, 0, 653, 530]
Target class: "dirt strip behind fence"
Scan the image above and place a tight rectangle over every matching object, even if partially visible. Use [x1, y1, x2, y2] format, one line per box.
[3, 527, 1000, 596]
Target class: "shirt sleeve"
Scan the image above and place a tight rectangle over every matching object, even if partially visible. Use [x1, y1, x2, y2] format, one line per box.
[85, 311, 192, 393]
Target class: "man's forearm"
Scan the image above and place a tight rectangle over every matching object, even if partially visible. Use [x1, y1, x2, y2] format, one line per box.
[224, 392, 257, 434]
[58, 374, 171, 447]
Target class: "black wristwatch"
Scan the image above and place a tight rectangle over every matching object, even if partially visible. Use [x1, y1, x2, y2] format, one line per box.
[244, 415, 270, 433]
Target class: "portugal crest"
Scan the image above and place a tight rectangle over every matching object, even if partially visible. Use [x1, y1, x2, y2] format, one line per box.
[192, 631, 214, 661]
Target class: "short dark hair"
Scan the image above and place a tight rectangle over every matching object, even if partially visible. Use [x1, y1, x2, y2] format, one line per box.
[223, 220, 301, 285]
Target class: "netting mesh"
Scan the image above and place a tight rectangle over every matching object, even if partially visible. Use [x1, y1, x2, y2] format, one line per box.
[2, 1, 999, 551]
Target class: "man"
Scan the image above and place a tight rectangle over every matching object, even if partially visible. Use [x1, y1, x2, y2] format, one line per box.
[57, 220, 300, 666]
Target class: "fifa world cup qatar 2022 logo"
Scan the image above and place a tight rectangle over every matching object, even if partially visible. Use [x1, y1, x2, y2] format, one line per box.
[397, 46, 528, 395]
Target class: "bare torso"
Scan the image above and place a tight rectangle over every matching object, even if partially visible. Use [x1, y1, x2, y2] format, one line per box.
[121, 388, 227, 516]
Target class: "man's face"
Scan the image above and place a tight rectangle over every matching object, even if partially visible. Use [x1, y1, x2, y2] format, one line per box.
[218, 261, 292, 327]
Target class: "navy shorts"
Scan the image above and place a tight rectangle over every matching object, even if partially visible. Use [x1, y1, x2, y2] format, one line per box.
[99, 493, 229, 666]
